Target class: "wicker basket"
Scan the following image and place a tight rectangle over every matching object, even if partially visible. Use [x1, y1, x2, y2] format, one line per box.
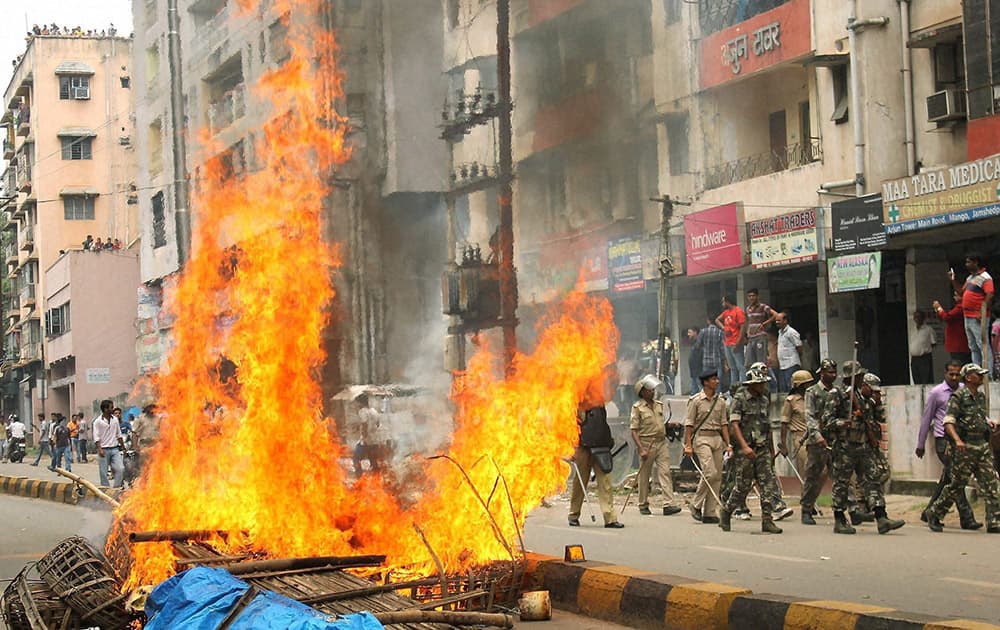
[35, 537, 132, 630]
[1, 565, 79, 630]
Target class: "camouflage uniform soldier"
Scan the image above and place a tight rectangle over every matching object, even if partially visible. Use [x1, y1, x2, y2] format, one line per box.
[824, 371, 905, 534]
[927, 364, 1000, 533]
[720, 365, 782, 534]
[800, 358, 837, 524]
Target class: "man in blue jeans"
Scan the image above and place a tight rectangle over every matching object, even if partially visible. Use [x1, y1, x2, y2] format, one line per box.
[30, 413, 52, 466]
[48, 414, 72, 473]
[93, 400, 125, 487]
[716, 296, 746, 386]
[950, 254, 993, 368]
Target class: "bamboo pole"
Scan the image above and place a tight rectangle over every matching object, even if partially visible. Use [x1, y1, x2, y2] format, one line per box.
[373, 610, 514, 628]
[51, 467, 120, 507]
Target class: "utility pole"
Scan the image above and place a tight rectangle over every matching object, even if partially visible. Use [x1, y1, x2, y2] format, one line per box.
[167, 0, 190, 266]
[496, 0, 518, 374]
[651, 196, 687, 389]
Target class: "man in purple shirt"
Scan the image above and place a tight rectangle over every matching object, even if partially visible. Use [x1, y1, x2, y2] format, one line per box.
[915, 360, 982, 529]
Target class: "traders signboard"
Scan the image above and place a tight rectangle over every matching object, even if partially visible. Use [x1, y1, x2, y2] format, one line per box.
[684, 202, 745, 276]
[828, 252, 882, 293]
[882, 152, 1000, 234]
[831, 194, 887, 253]
[608, 236, 644, 293]
[747, 208, 818, 269]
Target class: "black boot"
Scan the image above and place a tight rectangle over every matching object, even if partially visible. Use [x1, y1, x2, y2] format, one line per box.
[874, 507, 905, 534]
[761, 517, 783, 534]
[959, 511, 983, 530]
[801, 511, 816, 525]
[927, 513, 944, 532]
[834, 511, 856, 534]
[719, 510, 732, 532]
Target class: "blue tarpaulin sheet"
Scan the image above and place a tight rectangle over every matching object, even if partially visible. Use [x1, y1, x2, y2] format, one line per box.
[144, 566, 384, 630]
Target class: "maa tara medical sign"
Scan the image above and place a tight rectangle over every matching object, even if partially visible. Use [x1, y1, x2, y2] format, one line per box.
[882, 152, 1000, 234]
[684, 202, 745, 276]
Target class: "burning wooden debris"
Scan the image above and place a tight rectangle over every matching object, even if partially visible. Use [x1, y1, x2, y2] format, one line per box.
[2, 532, 524, 629]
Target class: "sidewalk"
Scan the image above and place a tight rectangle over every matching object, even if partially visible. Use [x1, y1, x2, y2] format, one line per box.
[0, 453, 103, 485]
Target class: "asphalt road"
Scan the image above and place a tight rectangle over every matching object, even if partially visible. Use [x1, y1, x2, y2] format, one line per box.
[524, 492, 1000, 625]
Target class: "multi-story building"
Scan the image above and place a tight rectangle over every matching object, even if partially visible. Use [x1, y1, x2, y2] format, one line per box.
[0, 32, 138, 427]
[133, 0, 449, 392]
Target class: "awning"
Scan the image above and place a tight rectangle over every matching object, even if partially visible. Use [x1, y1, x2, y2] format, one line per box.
[805, 53, 849, 67]
[59, 186, 99, 196]
[54, 61, 95, 75]
[908, 21, 962, 49]
[57, 127, 96, 137]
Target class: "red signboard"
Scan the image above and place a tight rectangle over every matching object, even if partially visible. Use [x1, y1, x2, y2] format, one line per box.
[699, 0, 812, 90]
[684, 203, 745, 276]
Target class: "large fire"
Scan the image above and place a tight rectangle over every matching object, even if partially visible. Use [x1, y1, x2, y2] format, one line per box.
[114, 0, 619, 590]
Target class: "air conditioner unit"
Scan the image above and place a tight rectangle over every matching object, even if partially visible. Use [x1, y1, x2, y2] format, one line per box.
[927, 88, 966, 123]
[72, 86, 90, 100]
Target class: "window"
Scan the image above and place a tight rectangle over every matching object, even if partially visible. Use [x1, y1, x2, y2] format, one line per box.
[45, 303, 70, 337]
[830, 64, 849, 124]
[933, 40, 965, 90]
[447, 0, 460, 30]
[545, 157, 566, 219]
[664, 0, 681, 24]
[664, 112, 690, 175]
[152, 191, 167, 248]
[59, 75, 91, 100]
[63, 196, 95, 220]
[60, 136, 93, 160]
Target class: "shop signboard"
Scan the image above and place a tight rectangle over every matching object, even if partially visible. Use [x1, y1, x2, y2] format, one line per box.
[684, 202, 745, 276]
[579, 242, 608, 293]
[608, 236, 644, 293]
[699, 0, 812, 90]
[831, 194, 886, 252]
[882, 152, 1000, 234]
[827, 252, 882, 293]
[747, 208, 818, 268]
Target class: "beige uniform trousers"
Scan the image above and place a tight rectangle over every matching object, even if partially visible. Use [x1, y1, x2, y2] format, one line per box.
[692, 432, 724, 518]
[637, 439, 677, 509]
[568, 445, 617, 525]
[788, 429, 808, 474]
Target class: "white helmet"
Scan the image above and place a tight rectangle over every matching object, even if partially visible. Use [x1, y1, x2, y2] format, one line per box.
[634, 374, 663, 396]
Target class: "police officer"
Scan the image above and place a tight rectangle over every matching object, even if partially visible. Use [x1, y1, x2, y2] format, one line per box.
[926, 363, 1000, 533]
[720, 364, 782, 534]
[630, 375, 683, 516]
[569, 365, 625, 528]
[800, 358, 836, 524]
[824, 370, 905, 534]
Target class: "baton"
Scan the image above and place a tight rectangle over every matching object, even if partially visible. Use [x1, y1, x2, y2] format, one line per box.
[684, 453, 722, 506]
[782, 452, 805, 486]
[563, 457, 597, 522]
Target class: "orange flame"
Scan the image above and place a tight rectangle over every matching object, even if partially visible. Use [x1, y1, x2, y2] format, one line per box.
[115, 0, 619, 589]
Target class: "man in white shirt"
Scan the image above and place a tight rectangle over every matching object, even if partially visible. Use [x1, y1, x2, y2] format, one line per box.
[775, 312, 803, 392]
[30, 413, 52, 466]
[92, 399, 125, 487]
[910, 310, 936, 385]
[8, 416, 25, 439]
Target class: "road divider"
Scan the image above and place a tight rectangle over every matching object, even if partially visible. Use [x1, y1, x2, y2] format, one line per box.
[523, 552, 1000, 629]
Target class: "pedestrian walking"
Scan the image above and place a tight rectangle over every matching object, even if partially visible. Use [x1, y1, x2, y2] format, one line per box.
[630, 375, 682, 516]
[933, 292, 971, 364]
[75, 413, 91, 462]
[909, 311, 936, 384]
[915, 360, 981, 529]
[719, 364, 782, 534]
[926, 363, 1000, 534]
[569, 366, 624, 529]
[66, 414, 79, 464]
[775, 312, 803, 391]
[30, 413, 52, 466]
[716, 296, 746, 385]
[49, 415, 72, 472]
[949, 253, 993, 368]
[800, 359, 836, 524]
[684, 369, 731, 524]
[743, 288, 776, 369]
[93, 400, 126, 487]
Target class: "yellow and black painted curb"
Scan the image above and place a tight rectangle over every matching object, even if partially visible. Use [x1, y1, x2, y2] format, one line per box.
[523, 553, 1000, 630]
[0, 474, 78, 504]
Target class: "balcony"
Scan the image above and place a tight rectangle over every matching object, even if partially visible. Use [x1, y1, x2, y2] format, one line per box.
[704, 139, 822, 190]
[17, 224, 33, 252]
[15, 161, 31, 193]
[190, 4, 231, 62]
[19, 341, 40, 363]
[207, 84, 246, 135]
[15, 108, 30, 137]
[3, 139, 13, 160]
[19, 283, 34, 307]
[4, 242, 18, 264]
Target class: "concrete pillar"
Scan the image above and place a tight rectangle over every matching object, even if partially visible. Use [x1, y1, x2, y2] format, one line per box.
[817, 263, 829, 359]
[904, 246, 917, 385]
[670, 282, 680, 394]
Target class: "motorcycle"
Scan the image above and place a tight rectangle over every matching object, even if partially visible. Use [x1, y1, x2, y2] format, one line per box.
[122, 435, 140, 487]
[8, 437, 25, 463]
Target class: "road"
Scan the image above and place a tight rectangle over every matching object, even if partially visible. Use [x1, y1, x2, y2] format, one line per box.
[0, 494, 626, 630]
[524, 493, 1000, 624]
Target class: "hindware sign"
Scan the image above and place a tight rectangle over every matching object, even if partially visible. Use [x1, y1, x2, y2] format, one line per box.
[684, 202, 745, 276]
[881, 152, 1000, 234]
